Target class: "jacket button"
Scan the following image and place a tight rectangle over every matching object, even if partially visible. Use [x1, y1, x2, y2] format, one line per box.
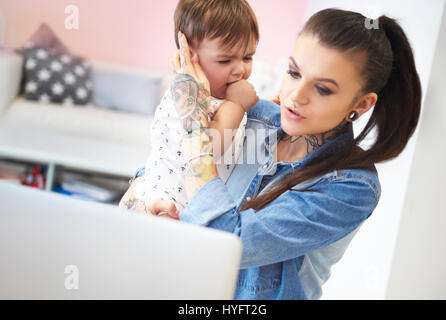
[263, 164, 268, 169]
[246, 196, 252, 201]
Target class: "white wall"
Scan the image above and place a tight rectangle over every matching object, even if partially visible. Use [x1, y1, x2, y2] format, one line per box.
[385, 2, 446, 299]
[304, 0, 445, 299]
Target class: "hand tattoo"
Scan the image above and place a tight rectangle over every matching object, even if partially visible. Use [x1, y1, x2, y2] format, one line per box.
[170, 73, 218, 201]
[171, 73, 210, 135]
[120, 198, 150, 214]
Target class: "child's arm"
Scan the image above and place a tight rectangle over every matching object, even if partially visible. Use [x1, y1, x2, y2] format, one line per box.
[208, 101, 245, 159]
[208, 80, 258, 158]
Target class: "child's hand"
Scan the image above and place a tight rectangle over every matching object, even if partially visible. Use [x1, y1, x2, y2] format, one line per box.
[267, 93, 281, 105]
[226, 80, 259, 112]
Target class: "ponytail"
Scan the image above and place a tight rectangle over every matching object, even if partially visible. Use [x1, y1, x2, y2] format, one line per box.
[358, 16, 421, 162]
[243, 10, 422, 211]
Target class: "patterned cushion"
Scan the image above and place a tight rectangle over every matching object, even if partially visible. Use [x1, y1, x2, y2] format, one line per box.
[22, 47, 92, 105]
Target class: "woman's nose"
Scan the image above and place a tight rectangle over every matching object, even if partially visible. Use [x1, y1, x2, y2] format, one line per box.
[290, 82, 310, 106]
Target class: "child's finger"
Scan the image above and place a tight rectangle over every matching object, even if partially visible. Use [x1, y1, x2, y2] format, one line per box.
[268, 93, 281, 105]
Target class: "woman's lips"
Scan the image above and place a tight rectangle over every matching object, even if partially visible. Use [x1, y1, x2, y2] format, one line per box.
[284, 106, 306, 120]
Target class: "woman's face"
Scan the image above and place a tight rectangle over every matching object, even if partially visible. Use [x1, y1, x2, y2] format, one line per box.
[279, 33, 365, 137]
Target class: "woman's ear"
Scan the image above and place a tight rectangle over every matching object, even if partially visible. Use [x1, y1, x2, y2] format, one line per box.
[353, 92, 378, 118]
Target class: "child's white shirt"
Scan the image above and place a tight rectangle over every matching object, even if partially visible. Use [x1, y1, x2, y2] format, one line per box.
[134, 88, 247, 211]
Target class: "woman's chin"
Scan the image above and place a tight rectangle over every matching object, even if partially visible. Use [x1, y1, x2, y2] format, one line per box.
[281, 123, 300, 137]
[281, 113, 303, 136]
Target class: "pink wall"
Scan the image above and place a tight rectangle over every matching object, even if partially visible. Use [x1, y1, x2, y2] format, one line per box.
[0, 0, 307, 72]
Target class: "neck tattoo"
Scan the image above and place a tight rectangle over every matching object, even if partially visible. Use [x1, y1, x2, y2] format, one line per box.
[281, 135, 303, 143]
[281, 121, 348, 155]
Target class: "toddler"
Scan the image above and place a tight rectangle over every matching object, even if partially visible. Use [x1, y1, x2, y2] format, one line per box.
[134, 0, 259, 211]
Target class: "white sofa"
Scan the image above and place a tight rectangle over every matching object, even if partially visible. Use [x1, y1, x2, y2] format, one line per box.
[0, 50, 174, 148]
[0, 49, 180, 183]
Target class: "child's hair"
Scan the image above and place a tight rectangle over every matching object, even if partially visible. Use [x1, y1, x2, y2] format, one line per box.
[174, 0, 259, 51]
[243, 8, 422, 211]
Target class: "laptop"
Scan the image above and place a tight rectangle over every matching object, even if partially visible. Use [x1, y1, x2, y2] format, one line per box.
[0, 181, 242, 299]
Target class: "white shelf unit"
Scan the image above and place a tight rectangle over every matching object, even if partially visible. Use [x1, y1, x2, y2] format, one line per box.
[0, 125, 150, 202]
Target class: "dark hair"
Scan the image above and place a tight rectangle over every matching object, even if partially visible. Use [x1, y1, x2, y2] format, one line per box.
[243, 8, 422, 211]
[174, 0, 259, 51]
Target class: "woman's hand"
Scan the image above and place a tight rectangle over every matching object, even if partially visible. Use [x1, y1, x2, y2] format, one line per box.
[170, 32, 218, 201]
[172, 32, 211, 135]
[119, 178, 179, 220]
[118, 177, 142, 210]
[173, 32, 210, 94]
[147, 199, 180, 220]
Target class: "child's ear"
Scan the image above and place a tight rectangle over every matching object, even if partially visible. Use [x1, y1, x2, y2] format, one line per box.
[190, 49, 199, 64]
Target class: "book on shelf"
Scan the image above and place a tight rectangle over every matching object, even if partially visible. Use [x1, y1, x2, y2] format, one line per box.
[54, 173, 128, 203]
[0, 160, 27, 186]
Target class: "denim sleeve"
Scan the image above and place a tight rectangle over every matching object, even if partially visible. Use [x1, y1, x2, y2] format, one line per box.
[129, 166, 146, 185]
[180, 174, 379, 269]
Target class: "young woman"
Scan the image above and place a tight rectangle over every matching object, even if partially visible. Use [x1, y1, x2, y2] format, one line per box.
[120, 9, 421, 299]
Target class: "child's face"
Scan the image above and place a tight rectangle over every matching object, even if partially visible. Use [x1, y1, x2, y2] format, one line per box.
[191, 37, 257, 99]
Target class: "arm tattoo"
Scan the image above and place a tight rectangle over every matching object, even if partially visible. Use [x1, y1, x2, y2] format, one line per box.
[170, 73, 218, 200]
[171, 73, 210, 135]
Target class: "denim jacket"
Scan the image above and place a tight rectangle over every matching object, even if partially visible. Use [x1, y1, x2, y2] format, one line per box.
[135, 99, 381, 299]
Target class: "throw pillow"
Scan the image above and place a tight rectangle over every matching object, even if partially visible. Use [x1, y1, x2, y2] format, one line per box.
[22, 23, 69, 54]
[91, 70, 162, 115]
[22, 47, 92, 105]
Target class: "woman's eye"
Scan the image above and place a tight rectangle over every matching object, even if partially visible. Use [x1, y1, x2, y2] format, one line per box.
[287, 69, 301, 79]
[218, 60, 230, 64]
[244, 57, 253, 61]
[316, 86, 332, 96]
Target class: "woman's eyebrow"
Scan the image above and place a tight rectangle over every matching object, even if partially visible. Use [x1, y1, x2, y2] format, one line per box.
[288, 56, 339, 88]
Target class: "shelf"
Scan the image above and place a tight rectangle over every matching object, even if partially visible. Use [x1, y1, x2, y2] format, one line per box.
[52, 168, 130, 204]
[0, 125, 150, 204]
[0, 157, 131, 205]
[0, 124, 150, 178]
[0, 158, 47, 190]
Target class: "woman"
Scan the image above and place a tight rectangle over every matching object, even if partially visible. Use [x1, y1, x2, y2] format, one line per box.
[120, 9, 421, 299]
